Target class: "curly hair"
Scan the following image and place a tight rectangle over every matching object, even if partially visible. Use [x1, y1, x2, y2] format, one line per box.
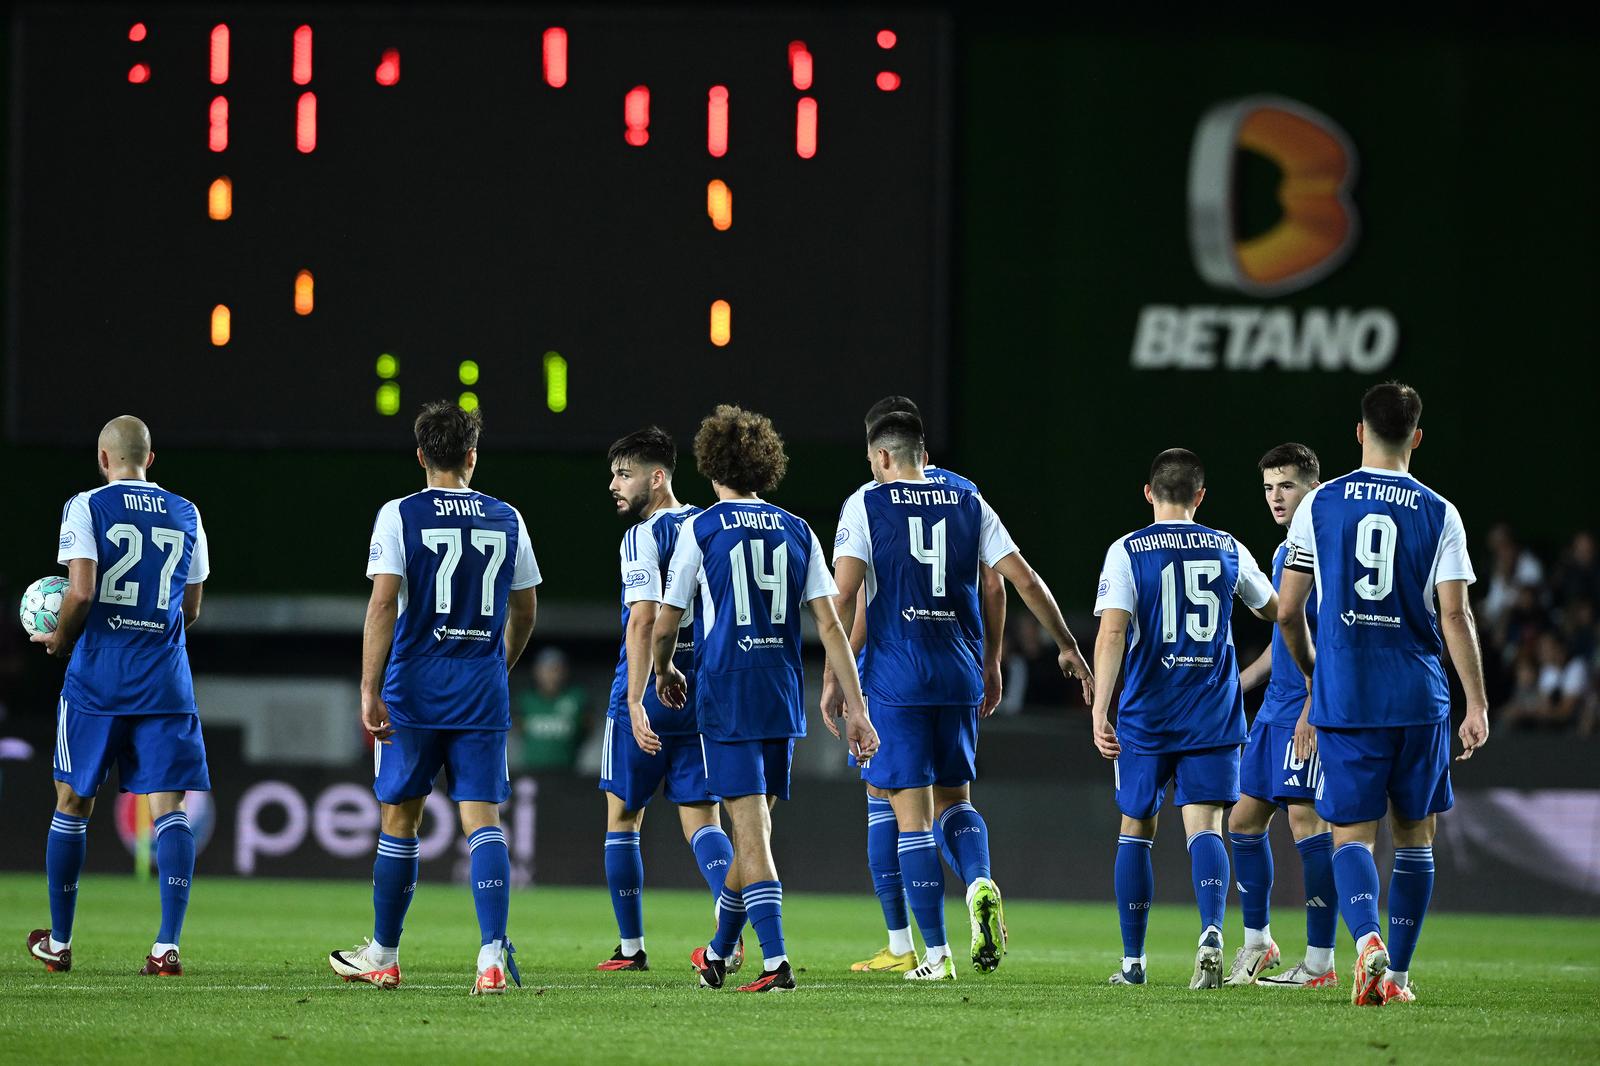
[693, 404, 789, 493]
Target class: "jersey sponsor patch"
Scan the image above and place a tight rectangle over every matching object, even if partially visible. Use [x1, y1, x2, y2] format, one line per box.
[1096, 578, 1109, 598]
[736, 634, 786, 652]
[59, 531, 75, 549]
[835, 528, 849, 546]
[369, 541, 382, 561]
[623, 568, 650, 588]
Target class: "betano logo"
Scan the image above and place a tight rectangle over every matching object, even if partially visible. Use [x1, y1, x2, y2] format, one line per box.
[1133, 95, 1398, 373]
[1189, 96, 1357, 296]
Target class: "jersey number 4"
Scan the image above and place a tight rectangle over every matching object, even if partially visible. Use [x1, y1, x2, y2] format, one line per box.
[1159, 560, 1221, 642]
[422, 528, 507, 614]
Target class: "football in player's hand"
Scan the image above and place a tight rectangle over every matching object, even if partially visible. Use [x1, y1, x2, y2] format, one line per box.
[19, 575, 70, 637]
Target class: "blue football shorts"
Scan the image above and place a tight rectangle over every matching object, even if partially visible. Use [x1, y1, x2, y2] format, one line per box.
[1239, 719, 1322, 807]
[373, 724, 510, 805]
[598, 717, 717, 811]
[701, 737, 795, 801]
[1114, 744, 1240, 820]
[863, 703, 979, 791]
[1313, 722, 1453, 825]
[53, 696, 210, 797]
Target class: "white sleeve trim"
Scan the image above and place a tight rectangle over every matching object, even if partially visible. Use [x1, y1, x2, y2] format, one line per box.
[510, 507, 542, 589]
[1093, 537, 1137, 617]
[56, 493, 96, 564]
[366, 500, 406, 579]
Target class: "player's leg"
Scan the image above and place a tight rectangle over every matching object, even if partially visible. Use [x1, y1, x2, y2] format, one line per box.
[449, 729, 516, 996]
[1109, 750, 1166, 985]
[857, 782, 916, 970]
[732, 740, 797, 991]
[1175, 746, 1239, 990]
[1181, 803, 1229, 989]
[32, 697, 115, 973]
[1226, 719, 1281, 984]
[1280, 800, 1338, 983]
[125, 711, 210, 976]
[933, 704, 1003, 974]
[668, 734, 733, 899]
[868, 704, 952, 980]
[597, 717, 665, 970]
[1315, 726, 1394, 1005]
[1379, 721, 1454, 1003]
[330, 726, 435, 987]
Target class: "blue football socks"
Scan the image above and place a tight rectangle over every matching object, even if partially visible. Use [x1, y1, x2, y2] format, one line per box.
[45, 811, 89, 946]
[153, 810, 195, 945]
[372, 832, 420, 949]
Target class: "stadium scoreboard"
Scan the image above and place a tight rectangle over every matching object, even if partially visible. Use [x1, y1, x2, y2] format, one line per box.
[5, 7, 950, 447]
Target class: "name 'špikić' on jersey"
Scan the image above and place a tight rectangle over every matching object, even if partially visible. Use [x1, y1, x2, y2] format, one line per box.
[367, 487, 541, 731]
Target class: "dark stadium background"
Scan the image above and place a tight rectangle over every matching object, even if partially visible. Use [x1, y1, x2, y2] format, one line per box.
[1, 7, 1595, 912]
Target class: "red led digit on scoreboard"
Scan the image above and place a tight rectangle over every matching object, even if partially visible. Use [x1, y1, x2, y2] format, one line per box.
[543, 28, 568, 88]
[210, 25, 229, 84]
[707, 86, 729, 157]
[796, 97, 817, 158]
[128, 23, 147, 42]
[376, 49, 400, 86]
[209, 96, 228, 151]
[792, 49, 813, 90]
[293, 25, 313, 85]
[128, 63, 151, 84]
[624, 86, 649, 147]
[296, 93, 317, 153]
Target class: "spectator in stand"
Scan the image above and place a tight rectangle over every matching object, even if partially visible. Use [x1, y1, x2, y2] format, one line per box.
[1501, 633, 1590, 732]
[1553, 532, 1600, 612]
[1481, 523, 1545, 633]
[513, 647, 590, 772]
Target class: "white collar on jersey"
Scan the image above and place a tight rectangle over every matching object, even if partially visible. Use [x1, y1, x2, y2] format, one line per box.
[1358, 466, 1416, 479]
[427, 486, 476, 493]
[1156, 517, 1196, 525]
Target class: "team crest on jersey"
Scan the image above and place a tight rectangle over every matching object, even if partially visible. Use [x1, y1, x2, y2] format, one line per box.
[623, 568, 650, 588]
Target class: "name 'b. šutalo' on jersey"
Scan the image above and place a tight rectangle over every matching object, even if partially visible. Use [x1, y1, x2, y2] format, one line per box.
[1094, 520, 1275, 753]
[662, 500, 837, 741]
[367, 488, 541, 731]
[833, 480, 1017, 706]
[56, 480, 210, 714]
[609, 504, 702, 735]
[1284, 467, 1475, 729]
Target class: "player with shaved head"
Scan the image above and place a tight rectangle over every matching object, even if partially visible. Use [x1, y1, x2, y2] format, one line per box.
[28, 416, 213, 976]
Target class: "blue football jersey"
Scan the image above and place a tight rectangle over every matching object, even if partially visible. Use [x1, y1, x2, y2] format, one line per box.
[924, 465, 979, 494]
[367, 488, 541, 731]
[662, 499, 837, 741]
[833, 480, 1017, 706]
[1284, 467, 1474, 729]
[608, 504, 702, 736]
[56, 480, 209, 715]
[1094, 520, 1275, 753]
[1256, 541, 1318, 726]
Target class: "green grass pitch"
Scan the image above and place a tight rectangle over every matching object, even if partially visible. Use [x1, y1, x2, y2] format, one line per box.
[1, 874, 1596, 1065]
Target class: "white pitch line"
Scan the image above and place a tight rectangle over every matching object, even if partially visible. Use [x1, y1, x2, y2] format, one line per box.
[17, 981, 861, 993]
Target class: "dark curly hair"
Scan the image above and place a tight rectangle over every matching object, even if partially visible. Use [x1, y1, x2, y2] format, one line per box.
[414, 400, 482, 472]
[693, 404, 789, 494]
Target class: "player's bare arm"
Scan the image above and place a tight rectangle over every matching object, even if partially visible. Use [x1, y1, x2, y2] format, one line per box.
[821, 556, 869, 737]
[1237, 645, 1272, 692]
[650, 603, 688, 709]
[991, 552, 1094, 706]
[1088, 608, 1126, 758]
[182, 581, 204, 630]
[31, 557, 95, 657]
[360, 573, 401, 742]
[1246, 590, 1280, 624]
[810, 592, 878, 761]
[623, 598, 663, 755]
[1276, 569, 1315, 680]
[503, 585, 536, 672]
[979, 563, 1006, 716]
[1437, 579, 1490, 761]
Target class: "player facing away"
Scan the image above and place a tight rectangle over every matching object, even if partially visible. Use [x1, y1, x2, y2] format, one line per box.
[838, 395, 1008, 975]
[596, 426, 738, 973]
[28, 416, 211, 976]
[653, 405, 879, 992]
[329, 402, 540, 996]
[1225, 443, 1341, 988]
[1277, 383, 1489, 1007]
[828, 411, 1094, 980]
[1092, 449, 1278, 989]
